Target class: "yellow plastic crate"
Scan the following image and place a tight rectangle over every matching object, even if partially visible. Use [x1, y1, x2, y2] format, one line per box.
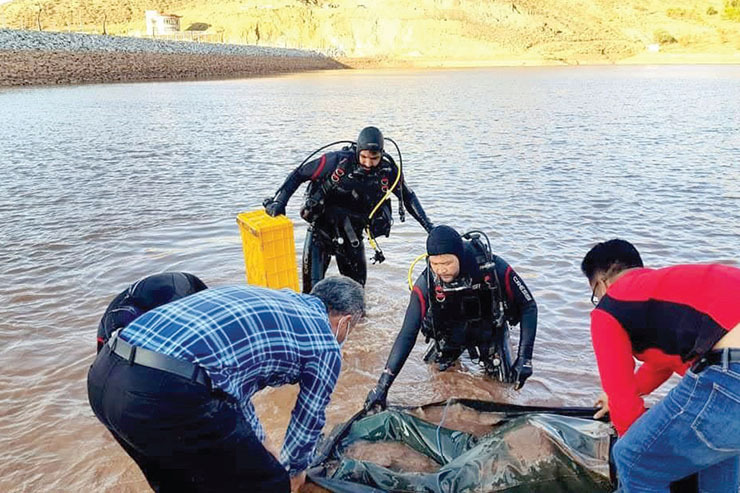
[236, 209, 299, 292]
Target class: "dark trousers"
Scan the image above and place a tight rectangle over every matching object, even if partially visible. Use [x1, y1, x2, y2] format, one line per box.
[87, 345, 290, 493]
[302, 227, 367, 293]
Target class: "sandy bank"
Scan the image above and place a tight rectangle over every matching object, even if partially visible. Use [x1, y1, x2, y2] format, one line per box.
[339, 51, 740, 70]
[0, 50, 345, 87]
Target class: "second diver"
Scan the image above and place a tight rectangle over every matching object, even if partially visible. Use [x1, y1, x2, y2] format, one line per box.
[365, 225, 538, 411]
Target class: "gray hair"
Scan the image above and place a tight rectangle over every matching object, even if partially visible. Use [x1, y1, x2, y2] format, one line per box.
[310, 276, 365, 319]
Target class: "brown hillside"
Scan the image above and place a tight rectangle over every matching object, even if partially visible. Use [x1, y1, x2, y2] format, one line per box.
[2, 0, 740, 65]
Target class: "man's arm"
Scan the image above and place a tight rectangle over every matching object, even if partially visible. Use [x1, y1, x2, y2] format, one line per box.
[495, 259, 537, 387]
[280, 349, 342, 475]
[390, 170, 433, 232]
[264, 154, 333, 216]
[365, 272, 429, 410]
[591, 309, 646, 436]
[634, 348, 687, 395]
[635, 362, 674, 396]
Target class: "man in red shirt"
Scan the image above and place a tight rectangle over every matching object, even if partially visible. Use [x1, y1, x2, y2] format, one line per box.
[581, 239, 740, 492]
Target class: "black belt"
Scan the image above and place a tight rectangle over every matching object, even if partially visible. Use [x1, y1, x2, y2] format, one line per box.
[691, 348, 740, 373]
[108, 333, 210, 387]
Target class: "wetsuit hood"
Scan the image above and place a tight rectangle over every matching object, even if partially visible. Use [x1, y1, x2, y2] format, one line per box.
[356, 126, 384, 171]
[426, 225, 464, 260]
[356, 126, 384, 155]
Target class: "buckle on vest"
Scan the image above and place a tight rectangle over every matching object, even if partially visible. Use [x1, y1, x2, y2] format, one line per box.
[435, 285, 446, 302]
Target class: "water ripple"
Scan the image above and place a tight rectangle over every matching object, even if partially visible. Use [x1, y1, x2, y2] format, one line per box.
[1, 65, 739, 491]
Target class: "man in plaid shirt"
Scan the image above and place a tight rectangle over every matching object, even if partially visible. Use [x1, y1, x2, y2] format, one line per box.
[88, 276, 365, 492]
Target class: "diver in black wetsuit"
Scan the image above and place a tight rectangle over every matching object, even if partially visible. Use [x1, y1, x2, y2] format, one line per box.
[263, 126, 434, 293]
[364, 225, 538, 411]
[96, 272, 208, 352]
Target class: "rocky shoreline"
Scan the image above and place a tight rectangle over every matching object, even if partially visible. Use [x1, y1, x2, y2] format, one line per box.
[0, 29, 345, 87]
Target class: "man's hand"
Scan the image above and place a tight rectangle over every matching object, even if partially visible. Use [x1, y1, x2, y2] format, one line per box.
[290, 471, 306, 492]
[594, 392, 609, 419]
[364, 371, 393, 412]
[363, 386, 388, 412]
[512, 357, 533, 390]
[264, 199, 286, 217]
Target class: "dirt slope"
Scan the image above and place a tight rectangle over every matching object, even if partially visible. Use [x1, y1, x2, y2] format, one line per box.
[2, 0, 739, 65]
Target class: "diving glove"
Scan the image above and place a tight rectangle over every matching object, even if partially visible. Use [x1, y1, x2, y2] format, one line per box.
[512, 357, 533, 390]
[263, 198, 286, 217]
[364, 371, 393, 412]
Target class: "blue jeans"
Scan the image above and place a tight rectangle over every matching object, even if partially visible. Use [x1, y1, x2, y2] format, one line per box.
[613, 353, 740, 492]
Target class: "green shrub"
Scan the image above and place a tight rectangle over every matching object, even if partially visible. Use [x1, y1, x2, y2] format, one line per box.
[667, 7, 704, 21]
[666, 8, 687, 18]
[654, 29, 677, 44]
[707, 6, 718, 15]
[724, 0, 740, 21]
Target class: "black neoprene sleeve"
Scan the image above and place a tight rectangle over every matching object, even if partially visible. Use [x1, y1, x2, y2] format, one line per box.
[382, 272, 429, 382]
[495, 259, 537, 361]
[271, 156, 325, 205]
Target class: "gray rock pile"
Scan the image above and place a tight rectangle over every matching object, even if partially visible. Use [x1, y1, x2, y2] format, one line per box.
[0, 28, 345, 87]
[0, 28, 323, 58]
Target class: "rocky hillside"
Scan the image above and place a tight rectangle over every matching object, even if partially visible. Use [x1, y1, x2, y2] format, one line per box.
[2, 0, 740, 64]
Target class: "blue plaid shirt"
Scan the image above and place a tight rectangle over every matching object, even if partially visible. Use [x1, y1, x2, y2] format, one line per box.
[121, 285, 342, 474]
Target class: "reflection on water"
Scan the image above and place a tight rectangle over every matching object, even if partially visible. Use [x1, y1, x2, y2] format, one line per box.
[1, 65, 739, 491]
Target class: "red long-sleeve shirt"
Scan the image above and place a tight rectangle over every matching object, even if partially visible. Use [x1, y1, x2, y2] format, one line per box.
[590, 264, 740, 436]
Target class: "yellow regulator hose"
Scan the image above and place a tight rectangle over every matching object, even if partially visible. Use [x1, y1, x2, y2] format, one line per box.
[365, 159, 402, 252]
[365, 158, 401, 250]
[407, 253, 428, 290]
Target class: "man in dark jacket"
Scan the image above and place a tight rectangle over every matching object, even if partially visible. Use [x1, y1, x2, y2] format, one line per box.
[263, 126, 434, 293]
[364, 225, 538, 411]
[96, 272, 208, 352]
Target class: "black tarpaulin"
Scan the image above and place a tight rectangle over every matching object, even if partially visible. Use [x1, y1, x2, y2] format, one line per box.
[306, 400, 615, 493]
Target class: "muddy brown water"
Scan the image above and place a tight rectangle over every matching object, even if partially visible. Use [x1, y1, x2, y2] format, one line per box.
[1, 65, 739, 491]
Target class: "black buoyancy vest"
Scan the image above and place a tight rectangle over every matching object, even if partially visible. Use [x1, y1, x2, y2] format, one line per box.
[301, 150, 397, 235]
[422, 241, 506, 348]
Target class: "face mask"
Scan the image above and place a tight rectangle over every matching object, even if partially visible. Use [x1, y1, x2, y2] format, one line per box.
[338, 319, 351, 349]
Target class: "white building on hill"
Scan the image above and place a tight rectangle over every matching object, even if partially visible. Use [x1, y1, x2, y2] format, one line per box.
[145, 10, 181, 35]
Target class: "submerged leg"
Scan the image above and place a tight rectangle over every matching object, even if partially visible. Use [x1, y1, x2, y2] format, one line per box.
[336, 240, 367, 286]
[302, 227, 331, 293]
[484, 325, 513, 383]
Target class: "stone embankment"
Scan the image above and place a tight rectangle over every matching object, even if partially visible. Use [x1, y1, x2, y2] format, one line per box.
[0, 29, 345, 86]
